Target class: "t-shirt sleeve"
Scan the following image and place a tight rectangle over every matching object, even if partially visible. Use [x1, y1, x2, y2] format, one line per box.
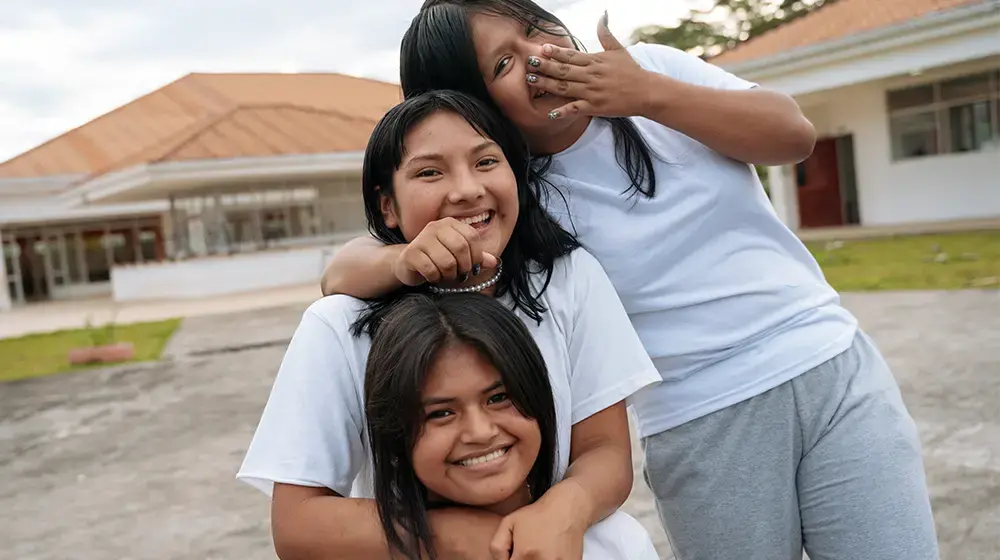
[565, 250, 660, 424]
[629, 42, 756, 91]
[237, 302, 366, 498]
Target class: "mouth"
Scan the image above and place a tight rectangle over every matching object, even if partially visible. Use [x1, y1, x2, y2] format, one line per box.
[454, 445, 511, 467]
[457, 210, 494, 230]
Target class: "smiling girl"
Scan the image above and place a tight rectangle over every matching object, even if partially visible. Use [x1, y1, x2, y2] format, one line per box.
[318, 1, 940, 559]
[238, 90, 661, 559]
[365, 293, 658, 560]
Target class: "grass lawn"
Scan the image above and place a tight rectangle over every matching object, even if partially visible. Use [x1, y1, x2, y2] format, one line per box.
[0, 318, 181, 383]
[807, 231, 1000, 292]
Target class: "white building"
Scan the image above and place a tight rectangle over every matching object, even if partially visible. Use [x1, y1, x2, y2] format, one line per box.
[713, 0, 1000, 230]
[1, 73, 401, 311]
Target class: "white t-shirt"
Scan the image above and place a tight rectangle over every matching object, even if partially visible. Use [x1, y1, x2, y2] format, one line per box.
[238, 248, 660, 559]
[544, 43, 859, 438]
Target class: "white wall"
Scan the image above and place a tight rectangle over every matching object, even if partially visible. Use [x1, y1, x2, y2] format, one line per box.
[0, 229, 11, 311]
[111, 242, 350, 302]
[796, 60, 1000, 227]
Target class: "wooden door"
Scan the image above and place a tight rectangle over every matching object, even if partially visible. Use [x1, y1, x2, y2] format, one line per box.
[796, 138, 843, 228]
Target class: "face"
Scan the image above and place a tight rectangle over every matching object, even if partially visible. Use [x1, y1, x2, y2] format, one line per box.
[411, 342, 540, 515]
[469, 12, 580, 142]
[380, 111, 518, 261]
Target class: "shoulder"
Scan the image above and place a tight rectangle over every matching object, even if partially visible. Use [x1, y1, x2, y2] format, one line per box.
[549, 248, 606, 289]
[627, 42, 689, 68]
[303, 294, 368, 334]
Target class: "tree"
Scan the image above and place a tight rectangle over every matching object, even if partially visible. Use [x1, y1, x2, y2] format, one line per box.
[631, 0, 835, 58]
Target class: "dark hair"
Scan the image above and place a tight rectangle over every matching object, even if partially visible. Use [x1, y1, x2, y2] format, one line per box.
[400, 0, 658, 200]
[352, 89, 579, 337]
[364, 293, 558, 560]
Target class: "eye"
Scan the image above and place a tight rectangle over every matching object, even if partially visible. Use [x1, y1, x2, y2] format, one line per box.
[493, 56, 512, 78]
[476, 156, 500, 168]
[487, 392, 509, 406]
[525, 19, 540, 37]
[416, 168, 441, 178]
[426, 409, 453, 420]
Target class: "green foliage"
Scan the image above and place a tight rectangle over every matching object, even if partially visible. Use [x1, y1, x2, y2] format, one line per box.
[631, 0, 835, 57]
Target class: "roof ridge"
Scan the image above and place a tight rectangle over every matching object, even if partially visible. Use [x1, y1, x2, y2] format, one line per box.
[152, 106, 245, 163]
[231, 103, 380, 124]
[0, 74, 198, 170]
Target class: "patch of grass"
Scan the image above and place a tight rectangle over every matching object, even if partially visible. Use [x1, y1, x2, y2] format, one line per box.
[0, 318, 181, 383]
[806, 231, 1000, 291]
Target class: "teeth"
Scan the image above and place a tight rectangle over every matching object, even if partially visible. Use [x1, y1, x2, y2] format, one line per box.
[461, 211, 490, 226]
[458, 447, 508, 467]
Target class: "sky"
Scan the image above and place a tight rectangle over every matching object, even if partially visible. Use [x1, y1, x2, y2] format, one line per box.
[0, 0, 697, 163]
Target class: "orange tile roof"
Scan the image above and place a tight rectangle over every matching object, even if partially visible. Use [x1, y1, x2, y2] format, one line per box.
[712, 0, 986, 66]
[0, 73, 402, 180]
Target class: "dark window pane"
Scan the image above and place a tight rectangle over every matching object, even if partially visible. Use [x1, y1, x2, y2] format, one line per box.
[888, 84, 934, 111]
[949, 101, 994, 152]
[941, 73, 991, 101]
[795, 162, 807, 187]
[891, 111, 939, 159]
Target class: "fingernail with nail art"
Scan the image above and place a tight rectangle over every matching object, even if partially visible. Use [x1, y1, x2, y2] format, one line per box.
[527, 56, 541, 67]
[526, 74, 538, 83]
[471, 264, 481, 276]
[548, 110, 561, 120]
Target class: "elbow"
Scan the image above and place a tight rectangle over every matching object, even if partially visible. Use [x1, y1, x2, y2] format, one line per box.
[788, 116, 817, 163]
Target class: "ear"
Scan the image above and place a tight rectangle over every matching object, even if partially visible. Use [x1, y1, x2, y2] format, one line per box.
[379, 189, 400, 229]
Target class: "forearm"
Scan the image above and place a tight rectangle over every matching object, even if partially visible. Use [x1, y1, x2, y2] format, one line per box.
[321, 237, 404, 297]
[272, 495, 393, 560]
[642, 73, 816, 165]
[273, 494, 502, 560]
[545, 404, 634, 529]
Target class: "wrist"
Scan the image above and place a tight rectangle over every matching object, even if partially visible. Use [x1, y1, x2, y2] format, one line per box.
[640, 71, 681, 122]
[539, 479, 595, 531]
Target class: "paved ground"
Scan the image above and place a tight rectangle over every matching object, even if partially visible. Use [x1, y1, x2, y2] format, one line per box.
[1, 290, 997, 559]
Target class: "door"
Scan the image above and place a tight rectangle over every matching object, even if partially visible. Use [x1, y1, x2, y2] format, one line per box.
[796, 138, 844, 228]
[40, 231, 71, 298]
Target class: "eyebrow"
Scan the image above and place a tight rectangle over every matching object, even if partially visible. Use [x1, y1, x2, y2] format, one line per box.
[421, 379, 505, 406]
[401, 140, 499, 167]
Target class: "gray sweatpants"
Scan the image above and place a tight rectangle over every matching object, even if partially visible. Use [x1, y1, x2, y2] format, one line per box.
[641, 331, 939, 560]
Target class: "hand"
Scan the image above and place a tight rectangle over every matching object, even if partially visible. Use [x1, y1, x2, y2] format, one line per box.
[393, 217, 499, 287]
[527, 11, 659, 120]
[489, 484, 589, 560]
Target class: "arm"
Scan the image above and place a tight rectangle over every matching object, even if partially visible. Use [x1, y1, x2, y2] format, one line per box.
[641, 75, 816, 166]
[321, 220, 498, 297]
[537, 402, 633, 527]
[272, 484, 503, 560]
[321, 236, 403, 297]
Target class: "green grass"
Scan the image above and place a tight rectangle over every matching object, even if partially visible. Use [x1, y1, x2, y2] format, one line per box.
[0, 318, 181, 383]
[806, 231, 1000, 292]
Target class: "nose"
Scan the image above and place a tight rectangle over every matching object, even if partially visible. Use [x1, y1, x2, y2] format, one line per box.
[447, 168, 486, 205]
[460, 406, 500, 445]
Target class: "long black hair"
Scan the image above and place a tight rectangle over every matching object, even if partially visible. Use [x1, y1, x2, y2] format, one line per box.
[400, 0, 658, 199]
[364, 293, 558, 560]
[351, 90, 579, 337]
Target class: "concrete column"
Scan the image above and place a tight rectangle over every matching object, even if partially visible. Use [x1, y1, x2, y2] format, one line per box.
[767, 165, 800, 231]
[0, 229, 11, 311]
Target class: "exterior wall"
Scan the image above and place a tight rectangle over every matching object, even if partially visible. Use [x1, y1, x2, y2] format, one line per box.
[110, 240, 358, 302]
[795, 57, 1000, 226]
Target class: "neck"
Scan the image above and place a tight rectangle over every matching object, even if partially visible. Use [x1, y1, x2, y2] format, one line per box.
[526, 115, 592, 155]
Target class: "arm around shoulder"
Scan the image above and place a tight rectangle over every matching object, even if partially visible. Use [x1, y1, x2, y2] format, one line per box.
[320, 236, 404, 297]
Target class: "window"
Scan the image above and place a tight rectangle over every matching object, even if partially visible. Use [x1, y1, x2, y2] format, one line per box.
[887, 68, 1000, 160]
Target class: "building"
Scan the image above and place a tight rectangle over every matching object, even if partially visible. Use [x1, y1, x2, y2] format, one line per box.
[1, 73, 401, 310]
[713, 0, 1000, 230]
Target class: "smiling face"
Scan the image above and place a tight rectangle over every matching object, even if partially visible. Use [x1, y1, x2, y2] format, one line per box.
[411, 341, 540, 515]
[468, 12, 584, 151]
[380, 110, 518, 262]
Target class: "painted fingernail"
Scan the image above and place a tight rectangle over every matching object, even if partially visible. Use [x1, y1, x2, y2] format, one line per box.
[527, 56, 541, 67]
[472, 264, 482, 276]
[549, 110, 561, 120]
[458, 272, 470, 283]
[526, 74, 538, 83]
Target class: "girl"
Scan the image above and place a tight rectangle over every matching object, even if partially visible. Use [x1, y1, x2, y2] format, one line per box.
[319, 1, 940, 559]
[238, 90, 662, 559]
[364, 292, 659, 560]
